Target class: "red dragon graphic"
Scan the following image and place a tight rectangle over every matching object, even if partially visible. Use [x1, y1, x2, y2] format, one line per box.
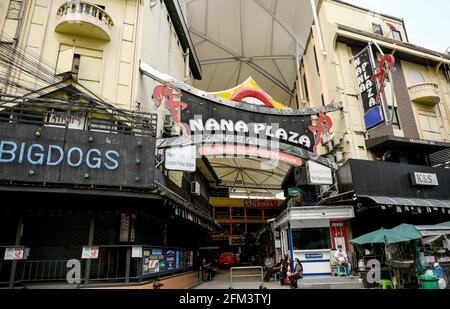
[152, 82, 188, 136]
[308, 112, 333, 155]
[372, 54, 395, 104]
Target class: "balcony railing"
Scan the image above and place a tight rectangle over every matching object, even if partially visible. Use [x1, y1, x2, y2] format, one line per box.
[408, 82, 441, 105]
[55, 1, 114, 41]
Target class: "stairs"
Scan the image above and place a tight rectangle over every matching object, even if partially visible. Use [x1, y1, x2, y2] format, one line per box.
[298, 276, 364, 289]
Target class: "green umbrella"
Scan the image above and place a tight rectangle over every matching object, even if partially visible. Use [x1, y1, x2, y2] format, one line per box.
[438, 221, 450, 227]
[390, 224, 422, 240]
[350, 228, 417, 245]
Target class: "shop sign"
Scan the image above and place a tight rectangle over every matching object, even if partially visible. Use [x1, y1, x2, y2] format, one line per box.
[4, 247, 24, 260]
[288, 187, 301, 197]
[81, 246, 99, 259]
[229, 236, 246, 246]
[142, 248, 193, 277]
[244, 199, 279, 209]
[353, 45, 384, 129]
[0, 123, 155, 188]
[411, 172, 439, 186]
[305, 253, 323, 259]
[47, 112, 85, 130]
[165, 145, 196, 172]
[153, 83, 339, 156]
[306, 160, 333, 185]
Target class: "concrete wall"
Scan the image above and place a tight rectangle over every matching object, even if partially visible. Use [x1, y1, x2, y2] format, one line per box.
[85, 271, 201, 289]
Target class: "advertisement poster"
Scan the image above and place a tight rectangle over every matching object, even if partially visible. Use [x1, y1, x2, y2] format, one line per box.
[142, 248, 166, 276]
[4, 247, 24, 260]
[166, 249, 176, 270]
[81, 246, 99, 259]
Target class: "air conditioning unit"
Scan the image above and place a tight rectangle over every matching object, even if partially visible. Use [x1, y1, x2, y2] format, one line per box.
[191, 181, 201, 196]
[335, 151, 344, 163]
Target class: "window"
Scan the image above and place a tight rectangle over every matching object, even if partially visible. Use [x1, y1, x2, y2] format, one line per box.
[245, 209, 263, 218]
[71, 54, 80, 81]
[388, 107, 401, 130]
[231, 208, 244, 219]
[372, 23, 383, 35]
[313, 45, 320, 76]
[392, 30, 402, 41]
[263, 209, 280, 219]
[292, 228, 331, 250]
[215, 207, 230, 220]
[418, 111, 441, 140]
[408, 69, 425, 85]
[302, 74, 309, 101]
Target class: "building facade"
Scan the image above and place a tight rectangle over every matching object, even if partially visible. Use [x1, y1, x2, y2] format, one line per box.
[274, 0, 450, 276]
[0, 0, 217, 289]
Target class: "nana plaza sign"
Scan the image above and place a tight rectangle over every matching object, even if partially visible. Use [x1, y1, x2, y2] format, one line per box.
[153, 82, 340, 169]
[0, 123, 155, 188]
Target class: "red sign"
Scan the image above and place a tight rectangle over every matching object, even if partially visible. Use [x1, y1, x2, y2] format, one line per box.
[244, 199, 279, 209]
[229, 236, 246, 246]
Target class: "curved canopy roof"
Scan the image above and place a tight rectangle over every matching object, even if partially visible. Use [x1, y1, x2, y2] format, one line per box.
[181, 0, 317, 106]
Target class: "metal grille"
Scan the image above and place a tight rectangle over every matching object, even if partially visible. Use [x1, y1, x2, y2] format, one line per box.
[0, 94, 157, 137]
[430, 149, 450, 168]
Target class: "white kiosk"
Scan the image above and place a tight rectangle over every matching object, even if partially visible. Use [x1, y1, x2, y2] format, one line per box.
[275, 206, 355, 277]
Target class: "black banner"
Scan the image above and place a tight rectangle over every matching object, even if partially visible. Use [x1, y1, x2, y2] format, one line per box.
[353, 45, 384, 129]
[0, 123, 155, 188]
[180, 90, 315, 152]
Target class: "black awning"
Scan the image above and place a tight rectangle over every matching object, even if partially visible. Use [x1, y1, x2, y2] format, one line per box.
[366, 136, 450, 154]
[358, 195, 450, 209]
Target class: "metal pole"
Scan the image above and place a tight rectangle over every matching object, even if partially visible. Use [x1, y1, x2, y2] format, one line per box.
[84, 217, 95, 285]
[287, 223, 295, 272]
[9, 216, 23, 289]
[125, 247, 131, 284]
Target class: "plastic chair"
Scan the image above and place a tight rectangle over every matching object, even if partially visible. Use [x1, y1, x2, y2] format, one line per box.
[379, 279, 394, 289]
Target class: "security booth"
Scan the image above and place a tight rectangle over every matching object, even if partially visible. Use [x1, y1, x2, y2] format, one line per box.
[274, 206, 354, 277]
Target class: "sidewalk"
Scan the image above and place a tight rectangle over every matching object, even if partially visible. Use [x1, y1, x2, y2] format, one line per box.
[193, 270, 290, 289]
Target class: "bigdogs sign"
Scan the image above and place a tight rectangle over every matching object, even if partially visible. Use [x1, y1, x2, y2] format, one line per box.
[0, 123, 155, 188]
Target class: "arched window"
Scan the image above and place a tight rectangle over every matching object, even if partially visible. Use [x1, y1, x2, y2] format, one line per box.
[408, 69, 425, 85]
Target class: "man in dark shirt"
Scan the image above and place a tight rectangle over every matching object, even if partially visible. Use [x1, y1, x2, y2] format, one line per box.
[264, 259, 283, 282]
[288, 258, 303, 289]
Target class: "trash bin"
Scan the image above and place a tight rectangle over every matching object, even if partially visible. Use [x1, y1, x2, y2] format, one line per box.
[419, 275, 440, 289]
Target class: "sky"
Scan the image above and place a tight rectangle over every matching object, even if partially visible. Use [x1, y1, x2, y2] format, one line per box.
[344, 0, 450, 53]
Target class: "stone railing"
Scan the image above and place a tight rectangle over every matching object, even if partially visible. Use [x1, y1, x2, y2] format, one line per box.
[408, 82, 440, 105]
[57, 1, 114, 29]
